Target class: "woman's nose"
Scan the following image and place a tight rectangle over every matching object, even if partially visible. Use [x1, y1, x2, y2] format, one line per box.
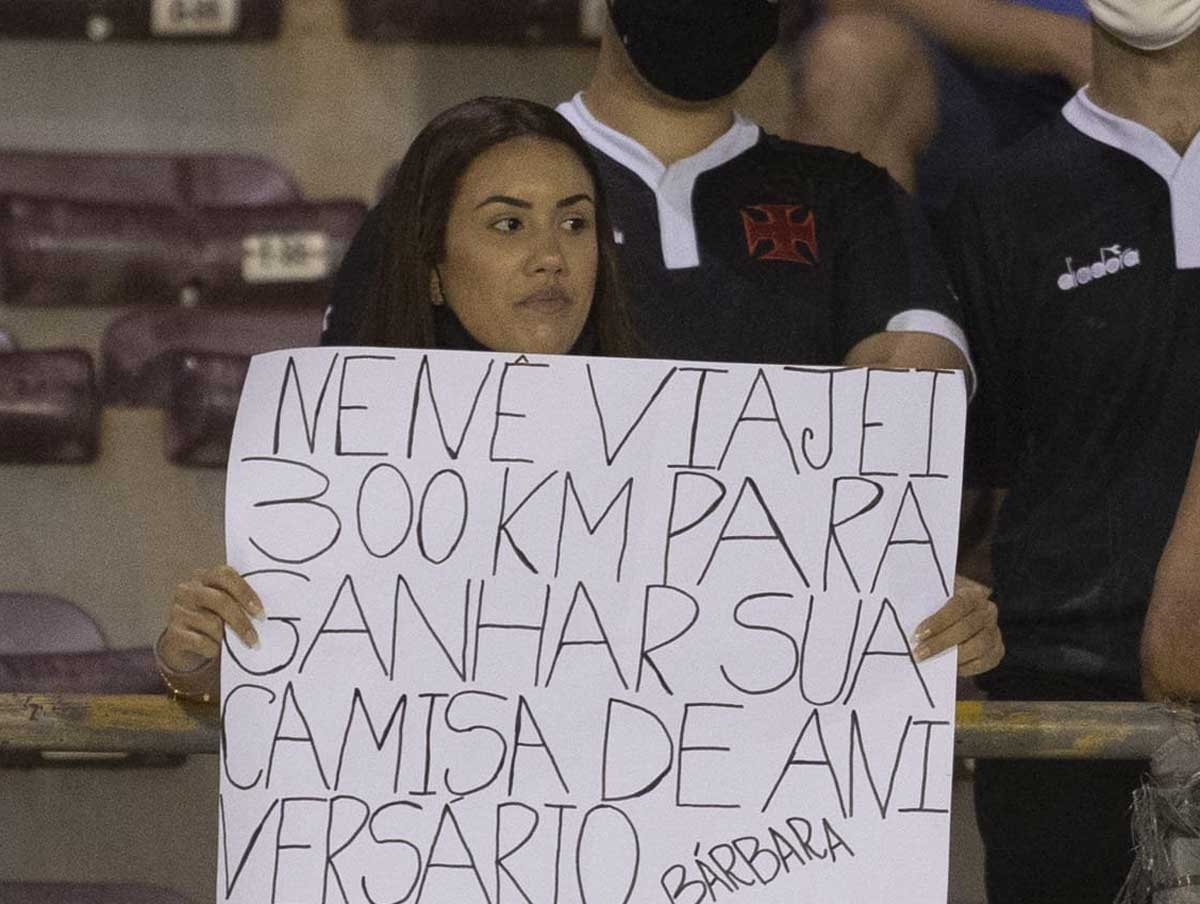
[526, 228, 567, 276]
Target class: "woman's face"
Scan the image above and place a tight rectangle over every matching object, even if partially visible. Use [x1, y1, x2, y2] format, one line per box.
[436, 136, 598, 355]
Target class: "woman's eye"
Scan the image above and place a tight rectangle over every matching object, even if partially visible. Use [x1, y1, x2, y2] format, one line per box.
[562, 215, 592, 233]
[491, 217, 523, 233]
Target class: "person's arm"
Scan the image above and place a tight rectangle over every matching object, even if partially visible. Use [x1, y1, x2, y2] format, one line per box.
[839, 230, 997, 675]
[835, 159, 1023, 677]
[843, 328, 966, 372]
[1141, 438, 1200, 701]
[879, 0, 1092, 86]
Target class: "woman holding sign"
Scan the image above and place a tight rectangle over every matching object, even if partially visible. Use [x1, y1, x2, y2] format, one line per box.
[157, 96, 1003, 701]
[157, 96, 641, 700]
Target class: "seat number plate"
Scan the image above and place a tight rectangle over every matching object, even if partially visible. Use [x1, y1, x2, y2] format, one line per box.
[242, 233, 331, 284]
[151, 0, 240, 36]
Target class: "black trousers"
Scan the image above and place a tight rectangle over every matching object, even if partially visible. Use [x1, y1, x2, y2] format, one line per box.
[974, 756, 1147, 904]
[973, 671, 1147, 904]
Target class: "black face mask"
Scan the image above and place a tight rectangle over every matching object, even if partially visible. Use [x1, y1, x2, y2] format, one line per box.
[608, 0, 780, 103]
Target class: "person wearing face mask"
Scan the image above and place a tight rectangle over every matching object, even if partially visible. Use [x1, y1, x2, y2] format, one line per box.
[330, 0, 972, 377]
[942, 2, 1200, 900]
[325, 1, 1006, 686]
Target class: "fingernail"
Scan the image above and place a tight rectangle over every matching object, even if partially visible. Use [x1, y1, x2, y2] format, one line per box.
[912, 628, 930, 644]
[244, 631, 259, 649]
[914, 645, 929, 661]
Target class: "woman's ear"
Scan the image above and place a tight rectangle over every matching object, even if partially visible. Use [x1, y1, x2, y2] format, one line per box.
[430, 268, 445, 306]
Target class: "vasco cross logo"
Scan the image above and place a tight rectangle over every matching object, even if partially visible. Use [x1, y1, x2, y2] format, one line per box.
[1057, 244, 1141, 291]
[741, 205, 819, 265]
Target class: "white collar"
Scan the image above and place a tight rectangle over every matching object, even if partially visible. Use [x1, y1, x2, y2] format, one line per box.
[556, 92, 761, 192]
[1063, 89, 1200, 268]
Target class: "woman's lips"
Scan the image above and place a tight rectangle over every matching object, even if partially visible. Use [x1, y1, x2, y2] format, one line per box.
[518, 286, 573, 314]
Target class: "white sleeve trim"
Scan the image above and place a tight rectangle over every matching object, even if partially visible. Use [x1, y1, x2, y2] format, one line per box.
[885, 308, 977, 397]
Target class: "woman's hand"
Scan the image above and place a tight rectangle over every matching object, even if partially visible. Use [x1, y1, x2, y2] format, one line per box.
[159, 565, 263, 672]
[912, 575, 1004, 677]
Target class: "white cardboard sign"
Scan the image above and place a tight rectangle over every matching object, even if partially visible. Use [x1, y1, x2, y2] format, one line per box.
[220, 348, 966, 904]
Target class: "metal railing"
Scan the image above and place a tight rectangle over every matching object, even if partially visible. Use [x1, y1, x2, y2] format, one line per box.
[0, 694, 1195, 760]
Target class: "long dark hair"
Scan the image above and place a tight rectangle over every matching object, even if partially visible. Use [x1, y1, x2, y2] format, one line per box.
[357, 96, 642, 357]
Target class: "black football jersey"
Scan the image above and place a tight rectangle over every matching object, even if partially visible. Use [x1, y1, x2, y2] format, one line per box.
[323, 95, 970, 370]
[557, 95, 968, 366]
[945, 90, 1200, 695]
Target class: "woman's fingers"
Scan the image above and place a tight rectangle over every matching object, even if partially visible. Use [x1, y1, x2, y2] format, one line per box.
[171, 599, 222, 638]
[168, 622, 223, 662]
[913, 575, 987, 644]
[912, 576, 1003, 676]
[959, 634, 1005, 677]
[198, 564, 264, 621]
[914, 593, 992, 660]
[172, 571, 260, 648]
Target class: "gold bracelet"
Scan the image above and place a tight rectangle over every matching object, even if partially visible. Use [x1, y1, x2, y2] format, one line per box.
[154, 629, 216, 704]
[157, 664, 214, 704]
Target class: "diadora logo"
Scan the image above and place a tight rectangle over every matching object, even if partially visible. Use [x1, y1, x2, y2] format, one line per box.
[1057, 244, 1141, 291]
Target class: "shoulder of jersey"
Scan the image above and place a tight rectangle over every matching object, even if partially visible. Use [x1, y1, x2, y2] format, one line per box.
[959, 115, 1084, 204]
[750, 130, 889, 185]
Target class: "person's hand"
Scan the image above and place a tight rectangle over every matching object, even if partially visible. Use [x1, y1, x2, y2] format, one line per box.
[159, 565, 263, 672]
[912, 574, 1003, 676]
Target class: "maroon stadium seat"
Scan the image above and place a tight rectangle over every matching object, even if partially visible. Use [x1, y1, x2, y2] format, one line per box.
[194, 201, 365, 307]
[0, 595, 161, 694]
[101, 307, 323, 406]
[344, 0, 593, 43]
[104, 307, 321, 466]
[0, 349, 99, 464]
[0, 648, 161, 694]
[0, 884, 191, 904]
[1, 197, 196, 308]
[0, 152, 182, 207]
[0, 151, 363, 307]
[164, 352, 250, 466]
[0, 151, 301, 207]
[0, 1, 281, 42]
[0, 593, 106, 655]
[186, 155, 302, 207]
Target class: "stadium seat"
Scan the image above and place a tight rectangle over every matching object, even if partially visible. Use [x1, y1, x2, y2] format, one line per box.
[0, 151, 364, 307]
[194, 201, 365, 307]
[0, 594, 160, 695]
[0, 592, 106, 655]
[344, 0, 598, 44]
[0, 349, 99, 464]
[164, 352, 249, 466]
[101, 307, 323, 405]
[100, 307, 322, 465]
[0, 0, 281, 42]
[1, 198, 197, 308]
[0, 151, 301, 207]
